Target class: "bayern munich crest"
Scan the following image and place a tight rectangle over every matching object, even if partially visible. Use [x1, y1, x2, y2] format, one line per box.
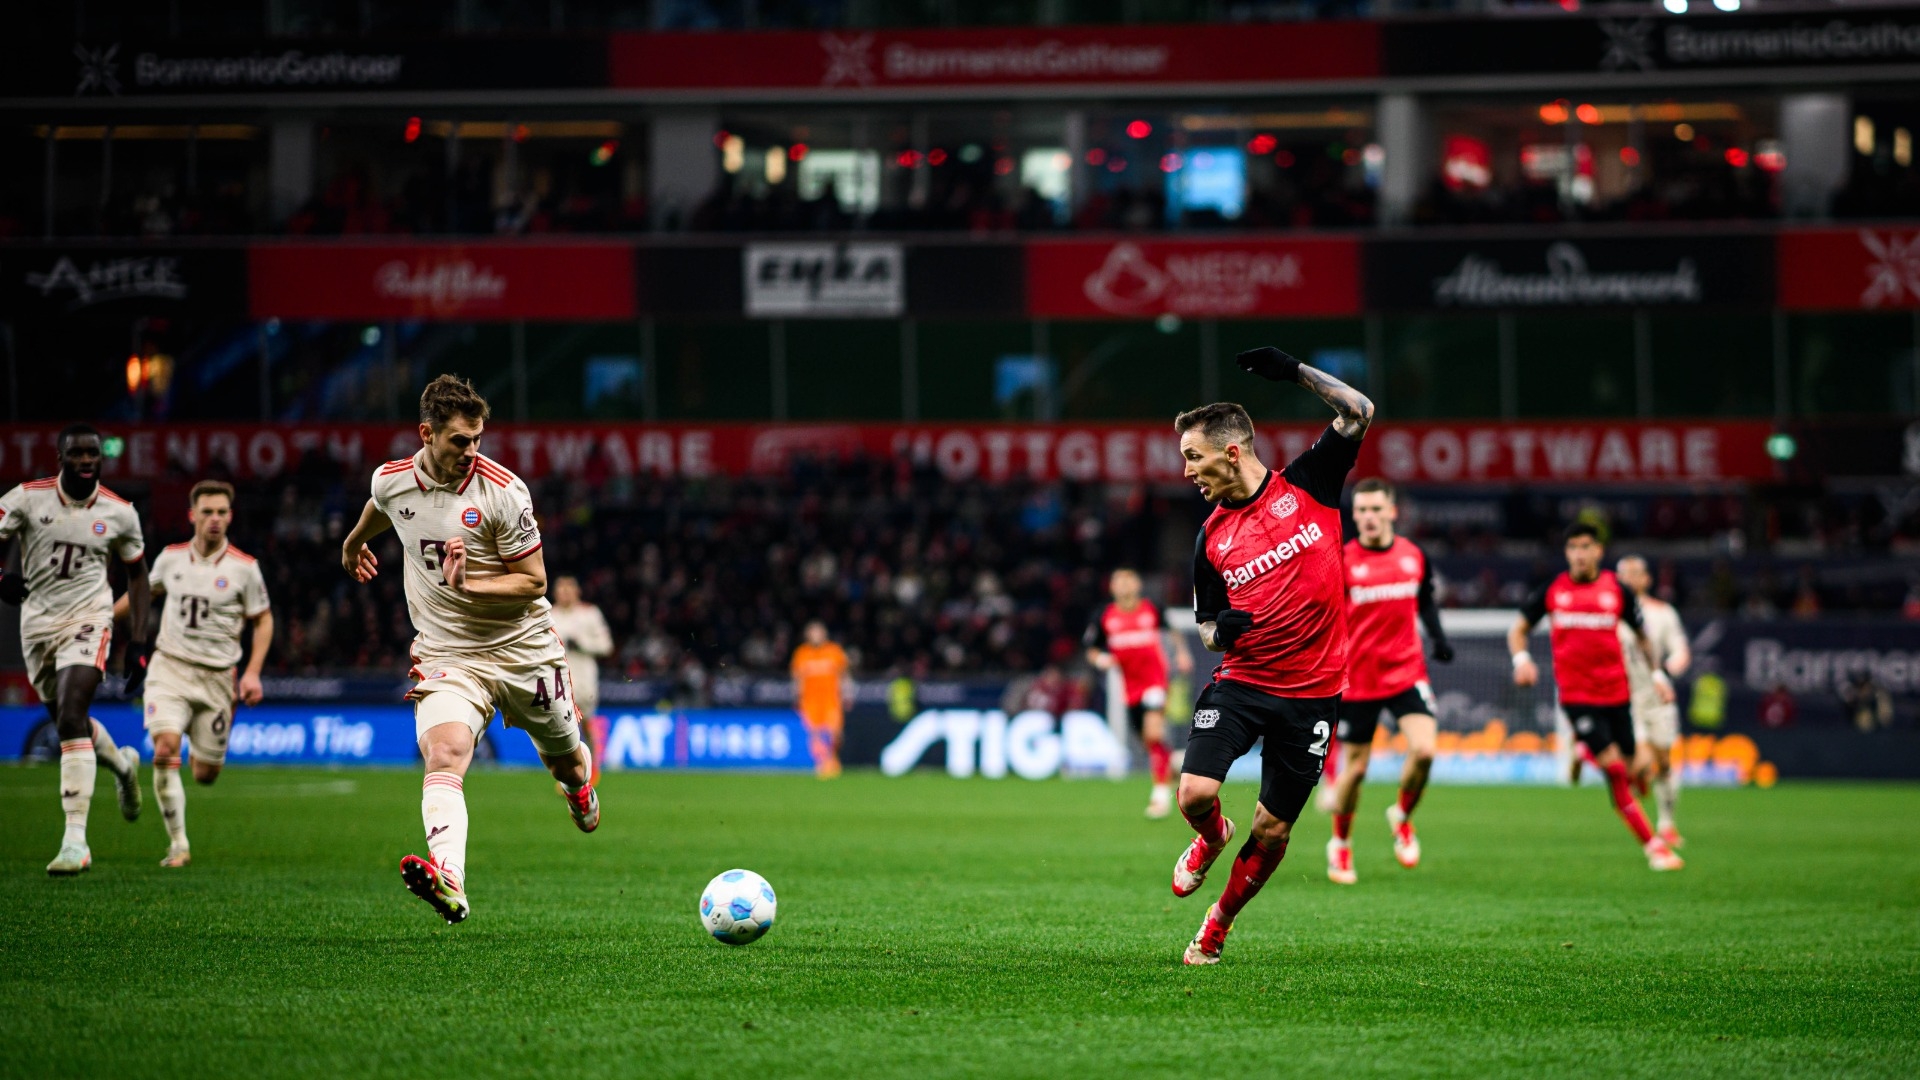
[214, 576, 230, 590]
[91, 519, 107, 534]
[461, 507, 481, 528]
[1271, 493, 1298, 519]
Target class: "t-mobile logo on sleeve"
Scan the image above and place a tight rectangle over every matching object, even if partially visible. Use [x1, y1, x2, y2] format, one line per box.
[1224, 522, 1324, 589]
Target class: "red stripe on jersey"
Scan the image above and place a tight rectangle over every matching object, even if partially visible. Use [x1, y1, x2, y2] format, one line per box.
[1343, 537, 1428, 701]
[474, 460, 512, 487]
[97, 485, 130, 505]
[225, 546, 256, 563]
[379, 458, 413, 474]
[23, 478, 57, 489]
[93, 625, 113, 670]
[501, 541, 542, 564]
[165, 542, 191, 551]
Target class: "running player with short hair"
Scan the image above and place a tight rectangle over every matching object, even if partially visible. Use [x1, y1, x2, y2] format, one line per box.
[1171, 346, 1373, 966]
[1615, 555, 1691, 848]
[1327, 478, 1453, 885]
[791, 621, 852, 778]
[341, 375, 598, 925]
[1510, 523, 1683, 872]
[0, 424, 150, 875]
[1085, 567, 1193, 819]
[116, 479, 273, 866]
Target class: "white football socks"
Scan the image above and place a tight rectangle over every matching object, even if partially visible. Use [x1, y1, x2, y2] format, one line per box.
[154, 753, 187, 850]
[422, 772, 469, 887]
[58, 738, 96, 847]
[89, 719, 129, 778]
[1654, 769, 1679, 831]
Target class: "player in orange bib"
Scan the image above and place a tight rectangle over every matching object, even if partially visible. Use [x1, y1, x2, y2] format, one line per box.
[791, 621, 853, 778]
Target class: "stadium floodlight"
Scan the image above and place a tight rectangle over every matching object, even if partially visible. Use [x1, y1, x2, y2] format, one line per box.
[1713, 0, 1738, 9]
[1662, 0, 1686, 11]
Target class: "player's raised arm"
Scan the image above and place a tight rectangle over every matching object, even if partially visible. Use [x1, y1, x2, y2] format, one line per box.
[341, 498, 391, 582]
[1235, 347, 1374, 439]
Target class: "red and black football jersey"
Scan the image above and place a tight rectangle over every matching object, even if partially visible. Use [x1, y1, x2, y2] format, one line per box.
[1192, 425, 1360, 698]
[1343, 536, 1439, 701]
[1520, 569, 1644, 707]
[1084, 600, 1171, 705]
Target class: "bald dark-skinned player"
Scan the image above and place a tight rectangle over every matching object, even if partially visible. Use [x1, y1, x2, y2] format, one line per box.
[0, 425, 152, 875]
[1170, 347, 1373, 966]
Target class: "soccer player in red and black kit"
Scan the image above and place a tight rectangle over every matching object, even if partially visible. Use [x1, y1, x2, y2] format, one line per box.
[1327, 478, 1453, 884]
[1509, 522, 1685, 872]
[1170, 346, 1373, 966]
[1085, 567, 1193, 819]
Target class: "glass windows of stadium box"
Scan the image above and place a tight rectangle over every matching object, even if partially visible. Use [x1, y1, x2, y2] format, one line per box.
[1421, 96, 1781, 224]
[655, 322, 776, 419]
[1839, 95, 1920, 220]
[307, 117, 642, 235]
[1788, 314, 1919, 417]
[786, 321, 903, 419]
[1378, 316, 1501, 418]
[13, 122, 267, 238]
[914, 321, 1034, 419]
[1048, 321, 1206, 419]
[1078, 104, 1377, 230]
[1513, 315, 1636, 418]
[1648, 314, 1773, 417]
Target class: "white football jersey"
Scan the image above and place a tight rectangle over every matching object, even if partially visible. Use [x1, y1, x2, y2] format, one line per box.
[370, 450, 552, 655]
[151, 541, 271, 669]
[0, 478, 145, 633]
[550, 602, 613, 660]
[1620, 595, 1687, 698]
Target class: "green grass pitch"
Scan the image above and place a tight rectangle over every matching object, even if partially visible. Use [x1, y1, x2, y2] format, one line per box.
[1, 767, 1915, 1078]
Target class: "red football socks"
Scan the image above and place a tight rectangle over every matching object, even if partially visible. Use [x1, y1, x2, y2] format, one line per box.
[1604, 760, 1654, 844]
[1215, 838, 1288, 923]
[1148, 743, 1171, 786]
[1183, 798, 1229, 847]
[1332, 812, 1354, 841]
[1398, 784, 1423, 816]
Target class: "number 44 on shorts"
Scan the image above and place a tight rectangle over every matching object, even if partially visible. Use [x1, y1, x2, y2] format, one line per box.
[530, 666, 569, 710]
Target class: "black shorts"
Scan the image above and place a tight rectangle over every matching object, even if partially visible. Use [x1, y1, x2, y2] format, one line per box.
[1335, 682, 1437, 746]
[1124, 684, 1169, 736]
[1180, 679, 1336, 824]
[1564, 702, 1636, 759]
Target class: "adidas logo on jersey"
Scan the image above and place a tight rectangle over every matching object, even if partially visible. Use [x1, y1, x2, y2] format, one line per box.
[1223, 521, 1325, 589]
[397, 507, 415, 520]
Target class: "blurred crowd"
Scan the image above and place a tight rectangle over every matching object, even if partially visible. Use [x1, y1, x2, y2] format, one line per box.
[90, 447, 1920, 681]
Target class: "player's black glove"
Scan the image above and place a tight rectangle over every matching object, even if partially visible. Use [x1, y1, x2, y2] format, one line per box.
[122, 640, 148, 699]
[1235, 346, 1302, 384]
[1431, 640, 1455, 664]
[1212, 609, 1255, 650]
[0, 572, 25, 605]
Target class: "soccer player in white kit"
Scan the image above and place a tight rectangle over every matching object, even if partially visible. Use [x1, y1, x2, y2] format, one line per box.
[341, 375, 598, 925]
[1615, 555, 1691, 848]
[0, 425, 151, 875]
[118, 479, 273, 866]
[549, 575, 612, 794]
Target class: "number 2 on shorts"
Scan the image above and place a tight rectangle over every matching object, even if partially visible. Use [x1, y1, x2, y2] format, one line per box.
[1309, 720, 1331, 757]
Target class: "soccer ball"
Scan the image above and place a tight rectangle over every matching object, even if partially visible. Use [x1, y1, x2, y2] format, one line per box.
[700, 869, 777, 945]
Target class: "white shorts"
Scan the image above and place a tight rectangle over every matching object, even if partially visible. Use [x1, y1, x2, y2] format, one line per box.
[408, 633, 582, 756]
[24, 619, 113, 703]
[1631, 698, 1680, 748]
[143, 651, 236, 765]
[566, 651, 600, 718]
